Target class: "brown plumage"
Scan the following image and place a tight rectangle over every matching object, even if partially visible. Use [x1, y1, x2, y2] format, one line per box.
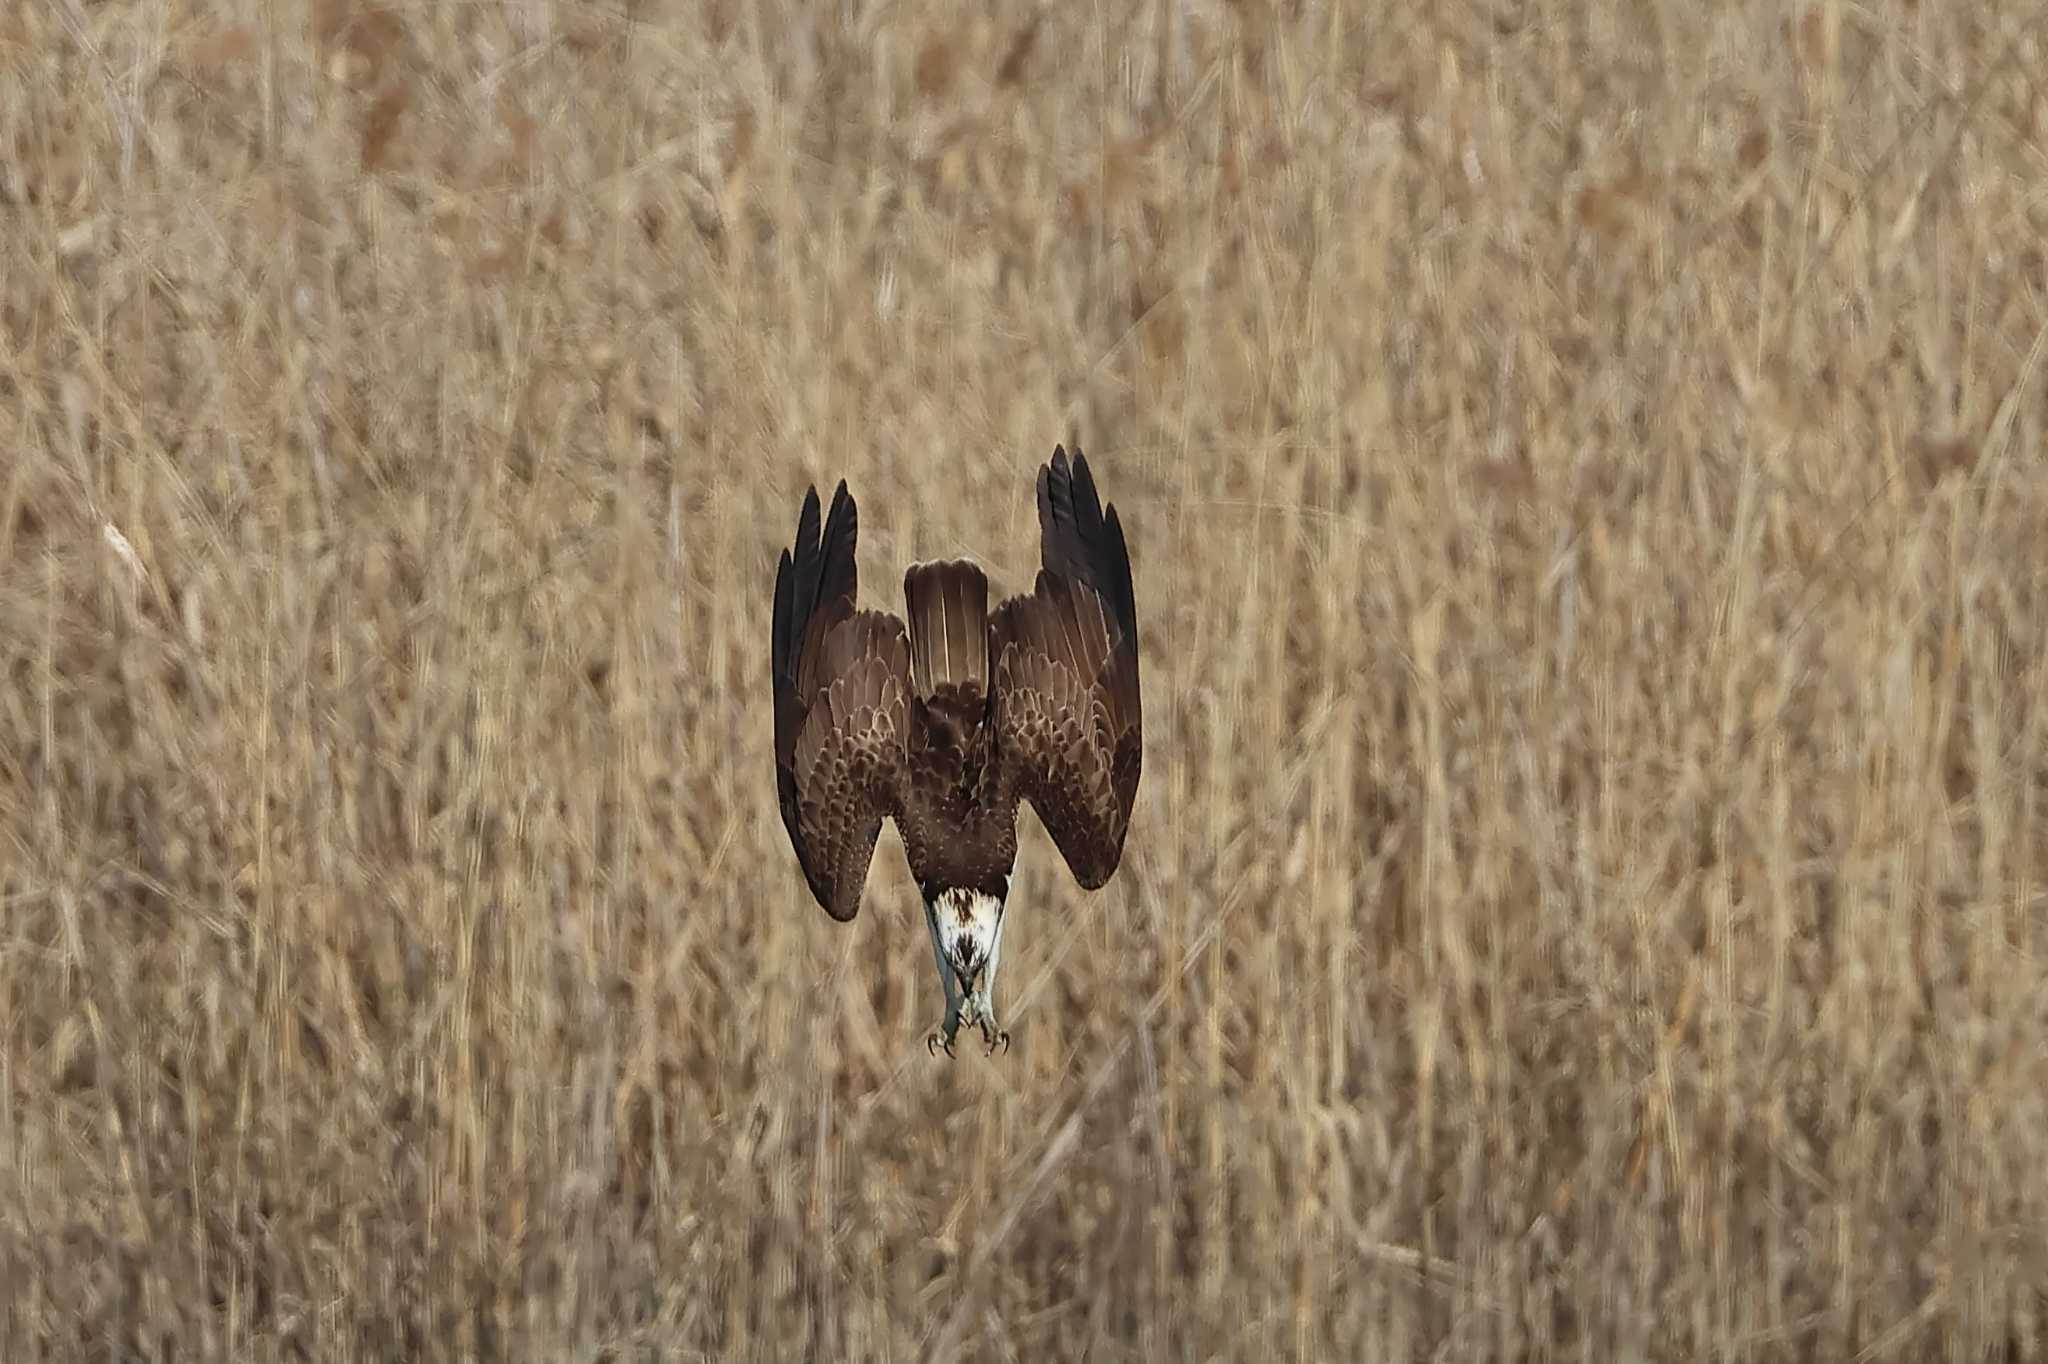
[769, 445, 1143, 1053]
[992, 453, 1143, 890]
[771, 481, 911, 922]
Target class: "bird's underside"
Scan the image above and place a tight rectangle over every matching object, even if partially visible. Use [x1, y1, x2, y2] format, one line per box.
[770, 445, 1143, 1056]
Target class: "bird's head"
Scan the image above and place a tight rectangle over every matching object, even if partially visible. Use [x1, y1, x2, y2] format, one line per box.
[929, 884, 1006, 1001]
[921, 880, 1015, 1056]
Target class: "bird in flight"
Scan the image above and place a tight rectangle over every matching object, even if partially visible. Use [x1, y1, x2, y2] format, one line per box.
[771, 446, 1143, 1056]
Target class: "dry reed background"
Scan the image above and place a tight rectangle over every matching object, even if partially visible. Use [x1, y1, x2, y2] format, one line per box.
[3, 0, 2046, 1359]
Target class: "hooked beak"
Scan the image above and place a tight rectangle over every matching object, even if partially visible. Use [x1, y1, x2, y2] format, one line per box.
[950, 950, 983, 998]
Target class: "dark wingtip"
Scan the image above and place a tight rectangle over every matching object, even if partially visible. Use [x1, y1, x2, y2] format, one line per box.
[1068, 449, 1104, 536]
[772, 546, 795, 681]
[813, 477, 860, 616]
[796, 484, 822, 550]
[783, 478, 855, 688]
[823, 479, 855, 545]
[791, 485, 824, 605]
[1102, 502, 1137, 635]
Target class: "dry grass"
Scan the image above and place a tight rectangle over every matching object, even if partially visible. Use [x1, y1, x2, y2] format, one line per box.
[3, 0, 2047, 1359]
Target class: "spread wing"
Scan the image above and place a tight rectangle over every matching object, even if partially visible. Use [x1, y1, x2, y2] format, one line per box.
[991, 446, 1143, 890]
[772, 480, 911, 921]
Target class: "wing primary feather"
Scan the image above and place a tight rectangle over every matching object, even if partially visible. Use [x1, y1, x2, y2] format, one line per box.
[1101, 503, 1138, 649]
[1068, 447, 1106, 545]
[1039, 446, 1082, 581]
[772, 546, 796, 686]
[1035, 463, 1056, 571]
[815, 479, 858, 621]
[790, 484, 824, 640]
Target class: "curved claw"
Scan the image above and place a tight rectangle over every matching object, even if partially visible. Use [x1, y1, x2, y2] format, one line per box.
[928, 1030, 957, 1059]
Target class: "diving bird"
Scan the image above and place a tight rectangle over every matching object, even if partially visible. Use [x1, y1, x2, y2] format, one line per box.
[770, 446, 1142, 1056]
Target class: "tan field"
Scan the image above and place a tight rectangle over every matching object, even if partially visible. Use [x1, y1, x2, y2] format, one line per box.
[5, 1, 2046, 1359]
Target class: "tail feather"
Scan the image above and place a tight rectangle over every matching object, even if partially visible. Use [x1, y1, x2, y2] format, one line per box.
[903, 559, 989, 700]
[904, 559, 991, 757]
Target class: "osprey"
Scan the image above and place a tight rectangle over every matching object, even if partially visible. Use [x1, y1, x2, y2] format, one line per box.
[770, 446, 1142, 1056]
